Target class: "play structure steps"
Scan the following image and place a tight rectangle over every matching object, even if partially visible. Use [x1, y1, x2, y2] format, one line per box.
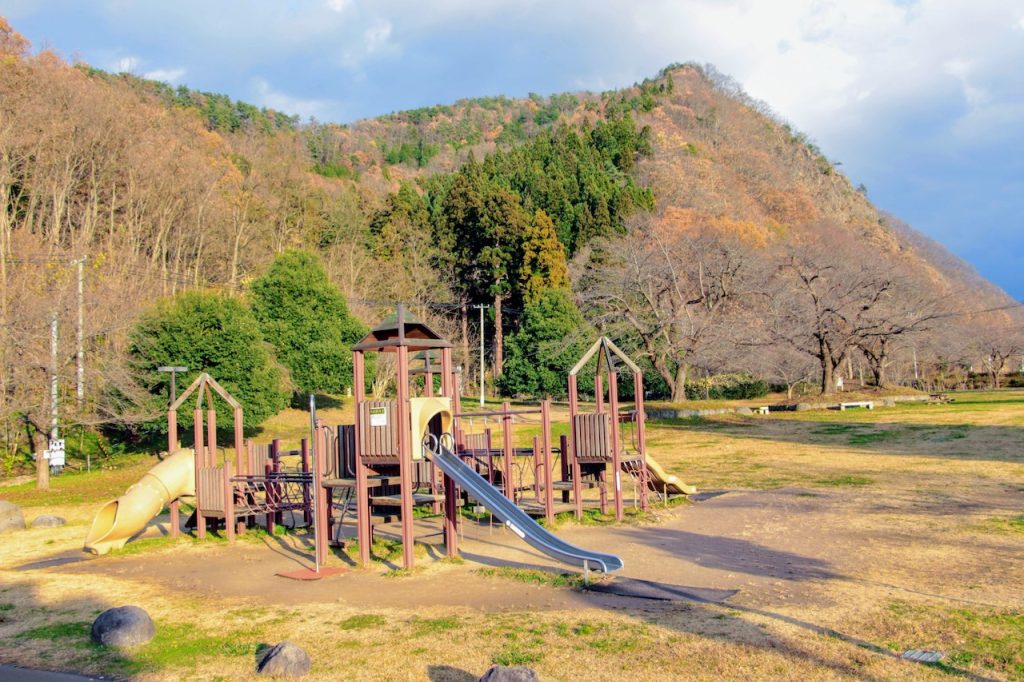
[369, 493, 462, 506]
[551, 480, 598, 490]
[426, 441, 623, 573]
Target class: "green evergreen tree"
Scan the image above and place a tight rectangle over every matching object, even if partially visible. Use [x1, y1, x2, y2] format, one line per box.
[249, 250, 366, 396]
[499, 288, 592, 397]
[129, 291, 288, 431]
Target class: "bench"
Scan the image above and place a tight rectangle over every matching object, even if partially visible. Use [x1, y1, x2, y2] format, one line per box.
[753, 406, 769, 415]
[839, 401, 873, 411]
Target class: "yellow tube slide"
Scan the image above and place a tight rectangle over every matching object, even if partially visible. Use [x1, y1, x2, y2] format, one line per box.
[644, 455, 697, 495]
[84, 448, 195, 555]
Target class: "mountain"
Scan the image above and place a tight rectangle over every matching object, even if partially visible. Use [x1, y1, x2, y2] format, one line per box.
[1, 15, 1021, 429]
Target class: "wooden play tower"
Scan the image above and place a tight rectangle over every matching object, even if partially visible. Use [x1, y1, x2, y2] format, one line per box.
[350, 305, 460, 570]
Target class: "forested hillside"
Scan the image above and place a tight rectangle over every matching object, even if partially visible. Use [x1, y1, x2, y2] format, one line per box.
[1, 17, 1020, 463]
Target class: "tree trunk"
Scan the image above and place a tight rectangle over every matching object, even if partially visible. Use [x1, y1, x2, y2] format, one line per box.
[493, 294, 503, 379]
[820, 339, 835, 395]
[34, 427, 49, 491]
[671, 363, 688, 403]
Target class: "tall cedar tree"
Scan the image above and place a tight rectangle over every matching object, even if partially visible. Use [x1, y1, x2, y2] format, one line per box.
[129, 291, 288, 432]
[499, 288, 593, 397]
[250, 250, 366, 396]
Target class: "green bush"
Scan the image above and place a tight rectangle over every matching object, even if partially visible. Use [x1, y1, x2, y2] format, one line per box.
[128, 291, 288, 433]
[250, 250, 367, 397]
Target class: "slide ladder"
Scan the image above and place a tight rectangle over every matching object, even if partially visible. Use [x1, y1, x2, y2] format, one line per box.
[426, 441, 623, 573]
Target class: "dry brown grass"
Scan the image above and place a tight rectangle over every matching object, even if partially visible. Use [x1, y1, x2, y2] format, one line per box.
[0, 389, 1021, 680]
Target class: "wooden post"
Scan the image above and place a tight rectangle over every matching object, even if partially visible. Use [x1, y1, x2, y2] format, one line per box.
[595, 374, 604, 413]
[532, 436, 541, 501]
[542, 398, 554, 525]
[634, 371, 649, 512]
[502, 401, 513, 502]
[224, 462, 235, 545]
[194, 407, 206, 539]
[568, 374, 583, 519]
[206, 403, 217, 466]
[264, 461, 275, 536]
[485, 428, 494, 485]
[397, 342, 415, 570]
[270, 439, 281, 528]
[168, 410, 180, 538]
[233, 407, 244, 475]
[353, 350, 371, 567]
[608, 370, 623, 521]
[315, 424, 329, 567]
[559, 434, 570, 504]
[301, 438, 312, 526]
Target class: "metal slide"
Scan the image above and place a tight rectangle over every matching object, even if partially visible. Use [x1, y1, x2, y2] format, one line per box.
[426, 442, 623, 573]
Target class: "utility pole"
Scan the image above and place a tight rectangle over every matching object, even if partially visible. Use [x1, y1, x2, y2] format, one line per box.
[473, 304, 488, 406]
[75, 258, 84, 412]
[50, 313, 58, 441]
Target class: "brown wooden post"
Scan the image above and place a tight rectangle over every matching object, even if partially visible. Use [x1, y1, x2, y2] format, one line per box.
[397, 342, 415, 570]
[532, 436, 541, 501]
[441, 348, 453, 397]
[315, 423, 329, 567]
[353, 350, 371, 567]
[608, 370, 624, 521]
[501, 401, 513, 502]
[233, 407, 244, 475]
[559, 434, 570, 504]
[485, 428, 494, 484]
[634, 371, 649, 512]
[224, 462, 235, 544]
[270, 439, 281, 528]
[595, 374, 604, 413]
[194, 407, 206, 539]
[568, 374, 583, 519]
[206, 403, 217, 466]
[167, 410, 180, 538]
[541, 398, 554, 525]
[301, 438, 312, 526]
[264, 461, 275, 536]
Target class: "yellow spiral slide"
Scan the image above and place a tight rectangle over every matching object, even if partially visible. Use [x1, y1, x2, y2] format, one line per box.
[84, 448, 195, 555]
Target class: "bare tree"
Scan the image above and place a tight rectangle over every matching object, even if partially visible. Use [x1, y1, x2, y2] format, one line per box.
[578, 221, 759, 402]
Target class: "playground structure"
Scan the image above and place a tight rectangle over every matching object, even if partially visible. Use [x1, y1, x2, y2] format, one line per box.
[84, 308, 694, 575]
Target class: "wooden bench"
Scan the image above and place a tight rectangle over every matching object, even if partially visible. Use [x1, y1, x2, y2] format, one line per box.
[839, 401, 873, 411]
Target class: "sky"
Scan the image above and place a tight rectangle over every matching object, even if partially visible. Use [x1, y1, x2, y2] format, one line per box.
[5, 0, 1023, 300]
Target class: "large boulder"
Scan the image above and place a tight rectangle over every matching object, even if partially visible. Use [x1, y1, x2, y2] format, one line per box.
[794, 403, 812, 412]
[91, 606, 155, 648]
[0, 501, 26, 533]
[257, 642, 311, 677]
[479, 666, 540, 682]
[31, 515, 66, 528]
[735, 407, 753, 416]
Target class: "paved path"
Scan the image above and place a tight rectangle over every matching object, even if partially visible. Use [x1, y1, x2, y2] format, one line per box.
[0, 665, 98, 681]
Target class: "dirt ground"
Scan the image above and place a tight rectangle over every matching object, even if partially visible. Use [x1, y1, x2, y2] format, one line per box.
[1, 391, 1022, 680]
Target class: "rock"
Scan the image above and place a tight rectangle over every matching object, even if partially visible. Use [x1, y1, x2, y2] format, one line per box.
[480, 666, 540, 682]
[795, 403, 812, 412]
[0, 500, 26, 534]
[31, 515, 66, 528]
[91, 606, 155, 648]
[257, 642, 311, 677]
[735, 407, 753, 416]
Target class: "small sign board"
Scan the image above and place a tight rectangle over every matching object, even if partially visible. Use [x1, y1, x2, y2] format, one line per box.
[369, 407, 387, 427]
[47, 439, 66, 466]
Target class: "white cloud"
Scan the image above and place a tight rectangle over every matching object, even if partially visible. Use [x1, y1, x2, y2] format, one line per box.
[341, 18, 398, 70]
[143, 67, 186, 83]
[252, 77, 334, 119]
[325, 0, 350, 12]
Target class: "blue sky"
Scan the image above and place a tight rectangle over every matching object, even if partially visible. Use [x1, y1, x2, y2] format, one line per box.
[6, 0, 1023, 299]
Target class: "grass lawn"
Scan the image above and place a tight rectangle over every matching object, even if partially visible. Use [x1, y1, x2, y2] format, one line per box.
[0, 389, 1021, 680]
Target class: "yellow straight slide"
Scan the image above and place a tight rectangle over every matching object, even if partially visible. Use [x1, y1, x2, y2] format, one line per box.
[84, 448, 195, 555]
[644, 455, 697, 495]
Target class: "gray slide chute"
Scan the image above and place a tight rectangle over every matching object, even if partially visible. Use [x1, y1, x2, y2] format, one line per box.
[426, 442, 623, 573]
